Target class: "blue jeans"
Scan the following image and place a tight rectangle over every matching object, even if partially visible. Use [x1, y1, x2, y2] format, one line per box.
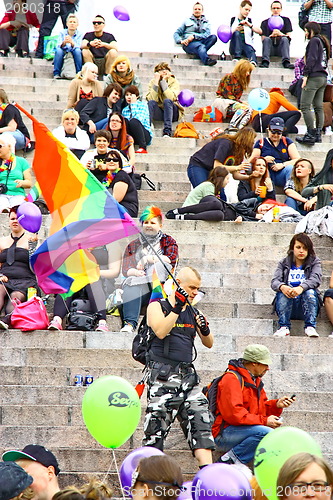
[187, 163, 209, 187]
[285, 196, 307, 215]
[229, 31, 257, 62]
[182, 35, 217, 64]
[215, 424, 272, 464]
[53, 47, 82, 76]
[122, 284, 151, 329]
[275, 289, 320, 328]
[269, 164, 292, 187]
[148, 99, 179, 135]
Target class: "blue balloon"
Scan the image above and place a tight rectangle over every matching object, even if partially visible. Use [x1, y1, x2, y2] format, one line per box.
[248, 88, 270, 111]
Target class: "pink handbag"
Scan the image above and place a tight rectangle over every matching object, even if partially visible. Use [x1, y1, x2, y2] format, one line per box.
[11, 296, 49, 331]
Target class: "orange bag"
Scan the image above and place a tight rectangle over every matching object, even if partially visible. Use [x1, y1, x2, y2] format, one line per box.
[174, 122, 199, 138]
[193, 106, 223, 122]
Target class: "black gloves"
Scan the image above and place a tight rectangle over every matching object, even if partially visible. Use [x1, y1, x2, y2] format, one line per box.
[196, 312, 210, 336]
[172, 287, 188, 314]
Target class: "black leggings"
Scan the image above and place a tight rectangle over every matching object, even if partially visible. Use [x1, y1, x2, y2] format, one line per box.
[53, 281, 106, 320]
[251, 111, 301, 134]
[178, 196, 226, 221]
[125, 118, 151, 149]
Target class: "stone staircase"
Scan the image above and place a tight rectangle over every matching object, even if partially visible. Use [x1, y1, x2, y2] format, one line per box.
[0, 52, 332, 488]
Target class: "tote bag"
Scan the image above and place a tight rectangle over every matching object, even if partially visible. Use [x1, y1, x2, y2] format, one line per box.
[11, 296, 49, 331]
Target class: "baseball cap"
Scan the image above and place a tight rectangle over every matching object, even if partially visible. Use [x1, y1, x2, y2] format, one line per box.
[0, 461, 33, 500]
[243, 344, 272, 365]
[2, 445, 60, 476]
[268, 117, 285, 131]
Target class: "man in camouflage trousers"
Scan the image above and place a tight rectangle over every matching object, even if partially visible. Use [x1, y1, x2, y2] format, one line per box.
[143, 266, 215, 468]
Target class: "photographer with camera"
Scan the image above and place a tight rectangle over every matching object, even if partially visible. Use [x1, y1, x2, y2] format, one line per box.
[0, 133, 32, 213]
[142, 266, 215, 468]
[250, 117, 300, 188]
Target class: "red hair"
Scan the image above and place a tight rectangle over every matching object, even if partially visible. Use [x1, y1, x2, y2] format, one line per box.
[249, 156, 269, 192]
[106, 112, 129, 152]
[269, 87, 284, 95]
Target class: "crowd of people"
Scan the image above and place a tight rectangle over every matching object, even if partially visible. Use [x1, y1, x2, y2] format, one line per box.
[0, 0, 333, 495]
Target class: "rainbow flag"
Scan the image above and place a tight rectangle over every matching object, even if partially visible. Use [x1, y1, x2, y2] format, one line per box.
[25, 182, 42, 203]
[16, 104, 139, 296]
[149, 264, 167, 303]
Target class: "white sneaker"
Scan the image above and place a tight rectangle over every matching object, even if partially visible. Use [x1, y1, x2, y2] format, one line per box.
[120, 323, 134, 333]
[304, 326, 319, 337]
[274, 326, 290, 337]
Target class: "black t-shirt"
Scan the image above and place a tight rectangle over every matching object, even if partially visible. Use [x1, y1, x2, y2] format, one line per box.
[260, 16, 292, 37]
[190, 138, 234, 171]
[83, 31, 116, 58]
[90, 153, 109, 183]
[0, 104, 30, 139]
[109, 169, 138, 218]
[150, 303, 197, 364]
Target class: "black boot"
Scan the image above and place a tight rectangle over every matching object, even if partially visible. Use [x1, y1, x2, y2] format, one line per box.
[315, 128, 322, 143]
[296, 129, 316, 145]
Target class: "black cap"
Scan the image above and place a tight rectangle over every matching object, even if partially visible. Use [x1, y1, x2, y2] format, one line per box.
[2, 445, 60, 476]
[0, 461, 33, 500]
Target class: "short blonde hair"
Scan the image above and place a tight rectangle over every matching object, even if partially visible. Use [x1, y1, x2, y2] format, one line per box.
[0, 132, 16, 153]
[62, 108, 79, 124]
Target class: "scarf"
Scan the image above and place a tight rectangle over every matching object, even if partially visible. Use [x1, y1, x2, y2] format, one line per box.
[0, 103, 8, 121]
[0, 153, 15, 173]
[111, 69, 135, 87]
[138, 230, 163, 259]
[190, 14, 207, 33]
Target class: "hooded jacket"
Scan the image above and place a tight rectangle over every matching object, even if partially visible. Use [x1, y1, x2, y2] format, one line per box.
[212, 359, 281, 438]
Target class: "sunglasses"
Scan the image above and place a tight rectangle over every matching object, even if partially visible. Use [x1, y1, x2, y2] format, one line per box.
[93, 21, 104, 25]
[269, 129, 282, 135]
[106, 157, 120, 162]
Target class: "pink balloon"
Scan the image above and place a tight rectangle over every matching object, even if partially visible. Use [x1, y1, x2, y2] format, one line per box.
[267, 15, 284, 30]
[217, 25, 232, 43]
[178, 89, 195, 107]
[113, 5, 130, 21]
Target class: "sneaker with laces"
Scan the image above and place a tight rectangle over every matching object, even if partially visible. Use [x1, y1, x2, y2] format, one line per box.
[48, 318, 63, 330]
[0, 319, 8, 330]
[96, 321, 108, 332]
[273, 326, 290, 337]
[120, 323, 135, 333]
[304, 326, 319, 337]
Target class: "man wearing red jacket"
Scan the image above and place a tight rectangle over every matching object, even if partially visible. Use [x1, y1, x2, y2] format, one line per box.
[213, 344, 295, 465]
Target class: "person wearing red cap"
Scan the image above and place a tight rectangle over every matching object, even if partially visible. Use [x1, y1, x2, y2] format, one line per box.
[2, 445, 60, 500]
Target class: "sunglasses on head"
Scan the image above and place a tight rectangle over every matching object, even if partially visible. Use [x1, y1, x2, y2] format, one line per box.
[269, 129, 282, 135]
[93, 21, 103, 25]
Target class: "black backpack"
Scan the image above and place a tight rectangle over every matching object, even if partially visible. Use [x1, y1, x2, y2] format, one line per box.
[132, 299, 172, 365]
[67, 299, 99, 331]
[202, 369, 244, 416]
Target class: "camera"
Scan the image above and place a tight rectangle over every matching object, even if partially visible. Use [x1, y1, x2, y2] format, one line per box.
[0, 183, 8, 195]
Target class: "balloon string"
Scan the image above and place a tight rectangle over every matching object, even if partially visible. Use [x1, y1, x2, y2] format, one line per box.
[101, 449, 126, 500]
[259, 111, 263, 140]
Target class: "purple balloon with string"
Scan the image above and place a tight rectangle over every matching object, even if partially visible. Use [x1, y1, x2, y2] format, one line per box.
[120, 446, 164, 497]
[17, 202, 42, 233]
[113, 5, 130, 21]
[268, 15, 284, 31]
[178, 89, 195, 107]
[217, 25, 232, 43]
[192, 463, 252, 500]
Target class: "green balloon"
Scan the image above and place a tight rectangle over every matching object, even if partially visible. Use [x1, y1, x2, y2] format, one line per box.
[254, 427, 322, 500]
[82, 375, 141, 448]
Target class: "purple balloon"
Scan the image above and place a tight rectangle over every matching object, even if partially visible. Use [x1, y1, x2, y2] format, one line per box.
[267, 15, 284, 31]
[113, 5, 130, 21]
[178, 89, 195, 107]
[120, 446, 164, 497]
[217, 25, 232, 43]
[178, 481, 193, 500]
[192, 463, 252, 500]
[17, 202, 42, 233]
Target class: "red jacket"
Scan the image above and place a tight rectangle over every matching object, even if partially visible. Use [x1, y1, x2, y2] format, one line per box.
[212, 359, 282, 438]
[0, 10, 40, 30]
